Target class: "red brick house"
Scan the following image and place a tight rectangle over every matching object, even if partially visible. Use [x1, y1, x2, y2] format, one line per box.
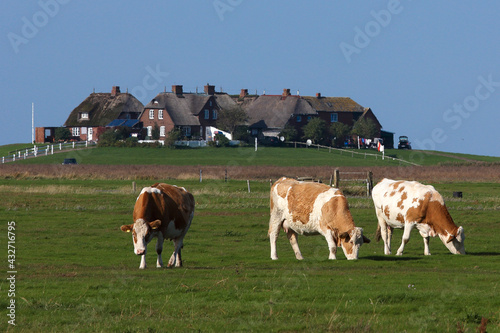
[140, 84, 236, 140]
[241, 89, 383, 142]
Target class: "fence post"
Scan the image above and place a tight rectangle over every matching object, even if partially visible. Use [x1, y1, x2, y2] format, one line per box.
[13, 154, 15, 162]
[199, 169, 202, 183]
[367, 171, 373, 196]
[247, 180, 251, 193]
[225, 169, 228, 182]
[59, 143, 62, 150]
[329, 174, 333, 186]
[132, 181, 136, 193]
[333, 169, 340, 188]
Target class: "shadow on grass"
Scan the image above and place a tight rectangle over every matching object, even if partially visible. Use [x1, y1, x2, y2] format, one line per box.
[465, 252, 500, 256]
[363, 255, 421, 261]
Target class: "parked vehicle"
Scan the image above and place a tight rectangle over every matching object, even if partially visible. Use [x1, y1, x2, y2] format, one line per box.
[62, 158, 77, 165]
[398, 136, 412, 150]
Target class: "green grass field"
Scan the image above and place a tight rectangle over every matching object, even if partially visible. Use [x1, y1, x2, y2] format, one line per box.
[1, 177, 499, 332]
[5, 145, 500, 167]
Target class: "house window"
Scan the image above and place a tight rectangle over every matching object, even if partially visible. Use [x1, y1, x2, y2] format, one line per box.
[72, 127, 80, 136]
[296, 115, 302, 122]
[147, 126, 153, 137]
[183, 126, 191, 137]
[158, 110, 163, 120]
[160, 126, 165, 137]
[149, 109, 154, 120]
[204, 109, 209, 119]
[251, 129, 259, 136]
[79, 112, 89, 119]
[307, 116, 312, 121]
[330, 113, 338, 122]
[213, 110, 217, 120]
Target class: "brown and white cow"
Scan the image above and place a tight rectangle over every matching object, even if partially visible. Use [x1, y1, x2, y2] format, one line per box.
[269, 177, 370, 260]
[121, 183, 195, 269]
[372, 178, 465, 256]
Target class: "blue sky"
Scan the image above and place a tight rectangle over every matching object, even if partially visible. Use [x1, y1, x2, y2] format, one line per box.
[1, 1, 499, 156]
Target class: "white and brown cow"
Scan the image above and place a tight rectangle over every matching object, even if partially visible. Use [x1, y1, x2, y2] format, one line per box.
[269, 177, 370, 260]
[121, 183, 195, 269]
[372, 178, 465, 256]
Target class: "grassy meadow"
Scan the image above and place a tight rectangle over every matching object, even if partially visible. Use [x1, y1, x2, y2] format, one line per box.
[1, 175, 499, 332]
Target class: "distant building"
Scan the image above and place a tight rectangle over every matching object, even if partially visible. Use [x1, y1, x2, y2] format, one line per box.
[140, 84, 236, 140]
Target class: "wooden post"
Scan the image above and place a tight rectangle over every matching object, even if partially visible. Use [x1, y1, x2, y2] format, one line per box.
[225, 169, 228, 182]
[367, 171, 373, 196]
[333, 169, 340, 188]
[329, 174, 333, 186]
[199, 169, 202, 183]
[132, 181, 136, 193]
[247, 180, 251, 193]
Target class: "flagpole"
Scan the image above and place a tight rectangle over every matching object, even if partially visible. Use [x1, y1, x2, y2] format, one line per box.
[32, 103, 34, 144]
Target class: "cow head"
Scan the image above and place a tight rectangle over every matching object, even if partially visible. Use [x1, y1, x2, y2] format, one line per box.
[120, 219, 161, 255]
[338, 227, 371, 260]
[440, 226, 466, 255]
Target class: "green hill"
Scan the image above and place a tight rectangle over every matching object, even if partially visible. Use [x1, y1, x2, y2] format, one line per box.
[3, 144, 499, 167]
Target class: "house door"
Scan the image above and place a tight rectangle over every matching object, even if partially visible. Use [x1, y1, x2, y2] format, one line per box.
[88, 127, 93, 141]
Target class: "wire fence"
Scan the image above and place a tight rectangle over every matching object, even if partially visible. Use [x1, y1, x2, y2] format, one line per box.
[287, 141, 420, 166]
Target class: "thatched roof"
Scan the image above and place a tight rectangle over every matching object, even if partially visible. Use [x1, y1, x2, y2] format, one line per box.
[64, 91, 143, 127]
[301, 96, 365, 112]
[245, 95, 316, 129]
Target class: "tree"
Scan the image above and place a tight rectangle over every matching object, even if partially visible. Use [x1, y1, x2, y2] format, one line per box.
[216, 105, 248, 137]
[164, 128, 181, 147]
[54, 127, 71, 142]
[351, 118, 378, 139]
[279, 124, 298, 142]
[302, 117, 327, 144]
[329, 122, 351, 148]
[151, 123, 160, 140]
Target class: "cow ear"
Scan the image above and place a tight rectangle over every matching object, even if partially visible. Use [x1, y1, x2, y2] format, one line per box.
[363, 235, 371, 244]
[339, 232, 350, 240]
[446, 235, 455, 243]
[149, 220, 162, 230]
[121, 224, 133, 233]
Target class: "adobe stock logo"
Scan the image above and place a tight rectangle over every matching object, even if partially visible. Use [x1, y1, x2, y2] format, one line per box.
[7, 0, 71, 54]
[213, 0, 243, 21]
[413, 74, 500, 153]
[339, 0, 408, 64]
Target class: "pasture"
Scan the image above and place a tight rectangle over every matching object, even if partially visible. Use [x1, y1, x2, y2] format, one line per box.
[1, 177, 499, 332]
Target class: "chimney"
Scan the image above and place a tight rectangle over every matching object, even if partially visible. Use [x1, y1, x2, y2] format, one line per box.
[282, 88, 291, 97]
[172, 85, 183, 95]
[111, 86, 120, 96]
[316, 92, 322, 98]
[239, 89, 248, 99]
[204, 84, 215, 95]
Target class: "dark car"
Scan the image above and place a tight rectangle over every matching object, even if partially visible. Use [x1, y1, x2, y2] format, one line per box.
[398, 136, 412, 150]
[62, 158, 77, 165]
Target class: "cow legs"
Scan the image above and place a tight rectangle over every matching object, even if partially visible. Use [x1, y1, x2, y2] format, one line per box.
[286, 228, 303, 260]
[156, 233, 164, 268]
[396, 223, 415, 256]
[324, 229, 337, 260]
[139, 255, 147, 269]
[376, 209, 392, 255]
[168, 238, 183, 267]
[269, 217, 282, 260]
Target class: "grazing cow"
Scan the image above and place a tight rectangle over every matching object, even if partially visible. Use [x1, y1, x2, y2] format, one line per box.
[121, 183, 195, 269]
[269, 177, 370, 260]
[372, 178, 465, 256]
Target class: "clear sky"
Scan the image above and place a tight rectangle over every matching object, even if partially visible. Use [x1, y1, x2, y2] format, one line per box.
[1, 1, 499, 157]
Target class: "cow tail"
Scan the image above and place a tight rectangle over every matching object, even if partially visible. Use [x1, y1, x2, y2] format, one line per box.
[375, 224, 381, 242]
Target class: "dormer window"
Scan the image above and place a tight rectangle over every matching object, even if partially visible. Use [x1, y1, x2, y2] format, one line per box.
[153, 99, 158, 104]
[79, 112, 89, 120]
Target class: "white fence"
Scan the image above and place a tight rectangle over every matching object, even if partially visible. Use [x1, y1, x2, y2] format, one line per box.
[1, 141, 96, 163]
[288, 141, 419, 166]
